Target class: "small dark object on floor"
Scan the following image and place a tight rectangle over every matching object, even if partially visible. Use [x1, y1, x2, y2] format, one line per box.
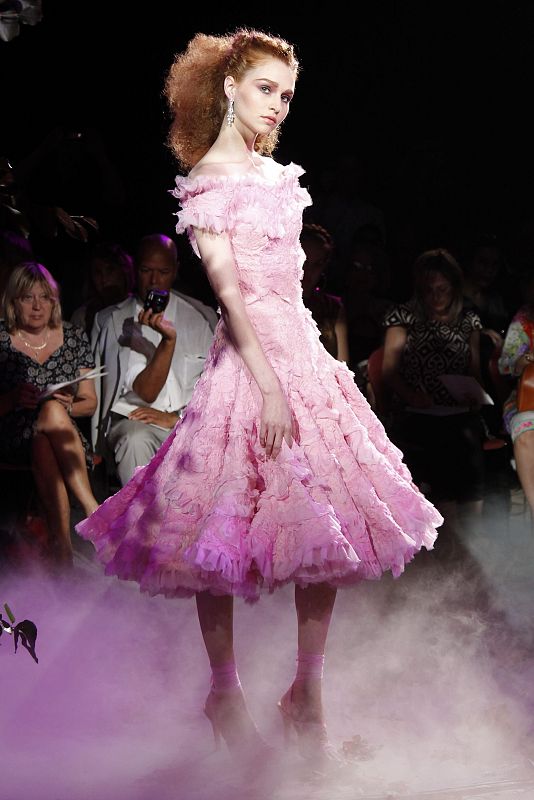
[0, 603, 38, 663]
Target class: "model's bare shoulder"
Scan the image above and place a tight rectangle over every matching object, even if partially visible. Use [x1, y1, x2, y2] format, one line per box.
[188, 161, 237, 180]
[188, 153, 282, 181]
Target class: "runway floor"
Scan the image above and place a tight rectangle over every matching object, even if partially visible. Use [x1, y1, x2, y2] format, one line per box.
[1, 484, 534, 800]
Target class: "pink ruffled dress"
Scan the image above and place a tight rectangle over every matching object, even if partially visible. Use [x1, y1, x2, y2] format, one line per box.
[76, 162, 442, 602]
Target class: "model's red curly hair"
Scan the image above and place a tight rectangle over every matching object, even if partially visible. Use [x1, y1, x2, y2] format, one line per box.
[164, 28, 299, 170]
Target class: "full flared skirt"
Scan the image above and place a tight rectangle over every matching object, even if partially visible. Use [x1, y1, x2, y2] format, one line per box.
[76, 313, 442, 602]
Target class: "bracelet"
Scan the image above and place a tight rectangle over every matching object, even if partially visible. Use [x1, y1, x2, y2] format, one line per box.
[525, 353, 534, 364]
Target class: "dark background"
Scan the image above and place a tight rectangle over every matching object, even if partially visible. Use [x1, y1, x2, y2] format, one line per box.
[2, 1, 534, 307]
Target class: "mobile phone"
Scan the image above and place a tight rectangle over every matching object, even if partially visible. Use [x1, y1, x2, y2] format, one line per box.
[144, 288, 170, 314]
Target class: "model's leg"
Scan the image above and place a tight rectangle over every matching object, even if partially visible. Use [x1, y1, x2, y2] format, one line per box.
[196, 591, 265, 752]
[277, 582, 338, 759]
[196, 591, 236, 668]
[290, 582, 337, 722]
[35, 401, 98, 517]
[31, 432, 72, 563]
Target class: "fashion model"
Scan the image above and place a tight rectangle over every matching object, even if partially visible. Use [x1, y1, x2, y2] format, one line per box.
[77, 28, 442, 762]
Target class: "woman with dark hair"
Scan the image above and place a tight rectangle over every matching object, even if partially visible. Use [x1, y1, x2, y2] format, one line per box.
[71, 242, 134, 334]
[0, 262, 99, 564]
[383, 249, 486, 514]
[300, 223, 348, 361]
[462, 234, 510, 343]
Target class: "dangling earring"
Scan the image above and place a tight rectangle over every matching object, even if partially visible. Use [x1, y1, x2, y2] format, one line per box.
[226, 98, 235, 127]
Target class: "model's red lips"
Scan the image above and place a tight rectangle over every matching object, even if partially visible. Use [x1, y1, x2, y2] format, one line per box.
[262, 116, 277, 124]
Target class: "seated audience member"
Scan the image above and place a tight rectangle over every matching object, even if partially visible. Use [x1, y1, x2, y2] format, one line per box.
[0, 262, 98, 564]
[306, 155, 386, 294]
[382, 249, 486, 514]
[343, 228, 393, 370]
[71, 242, 134, 335]
[0, 228, 34, 298]
[91, 234, 217, 486]
[498, 273, 534, 513]
[300, 223, 368, 398]
[301, 223, 349, 361]
[462, 235, 512, 434]
[462, 234, 510, 344]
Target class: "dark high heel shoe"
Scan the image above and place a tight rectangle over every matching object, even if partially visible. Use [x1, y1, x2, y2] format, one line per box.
[203, 689, 274, 757]
[277, 688, 341, 763]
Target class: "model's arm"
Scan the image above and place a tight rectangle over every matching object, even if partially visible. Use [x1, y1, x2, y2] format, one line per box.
[193, 227, 295, 459]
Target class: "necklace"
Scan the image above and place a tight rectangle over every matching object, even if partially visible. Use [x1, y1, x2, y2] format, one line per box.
[18, 328, 50, 352]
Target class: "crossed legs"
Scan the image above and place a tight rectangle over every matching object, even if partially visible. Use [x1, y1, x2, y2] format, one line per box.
[32, 400, 98, 562]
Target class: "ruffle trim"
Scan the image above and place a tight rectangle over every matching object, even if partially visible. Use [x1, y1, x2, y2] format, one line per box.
[171, 161, 306, 199]
[170, 162, 312, 254]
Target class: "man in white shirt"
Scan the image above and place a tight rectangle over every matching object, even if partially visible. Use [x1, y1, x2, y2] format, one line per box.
[91, 234, 217, 485]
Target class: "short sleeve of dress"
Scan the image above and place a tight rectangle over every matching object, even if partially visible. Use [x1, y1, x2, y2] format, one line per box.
[171, 175, 234, 257]
[383, 303, 415, 329]
[66, 322, 95, 370]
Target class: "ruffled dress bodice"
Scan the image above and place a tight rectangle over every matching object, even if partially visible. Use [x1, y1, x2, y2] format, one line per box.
[172, 163, 331, 385]
[173, 162, 310, 304]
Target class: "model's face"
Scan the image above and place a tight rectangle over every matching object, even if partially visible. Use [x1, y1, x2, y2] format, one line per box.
[230, 58, 295, 137]
[15, 281, 54, 330]
[136, 251, 177, 302]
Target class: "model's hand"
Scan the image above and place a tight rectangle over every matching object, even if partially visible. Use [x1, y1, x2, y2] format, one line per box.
[260, 389, 296, 460]
[128, 407, 178, 428]
[138, 308, 177, 343]
[13, 382, 40, 410]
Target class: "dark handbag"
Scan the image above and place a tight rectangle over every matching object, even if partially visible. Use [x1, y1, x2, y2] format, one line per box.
[517, 362, 534, 412]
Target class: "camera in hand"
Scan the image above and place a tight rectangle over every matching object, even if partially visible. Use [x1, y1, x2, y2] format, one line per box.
[144, 288, 170, 314]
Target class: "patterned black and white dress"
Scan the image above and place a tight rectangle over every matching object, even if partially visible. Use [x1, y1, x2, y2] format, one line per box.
[384, 302, 483, 406]
[0, 321, 95, 465]
[383, 301, 485, 503]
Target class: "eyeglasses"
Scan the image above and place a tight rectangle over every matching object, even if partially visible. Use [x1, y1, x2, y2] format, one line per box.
[18, 293, 53, 304]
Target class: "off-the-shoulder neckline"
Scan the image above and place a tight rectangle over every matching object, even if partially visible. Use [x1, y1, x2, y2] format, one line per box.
[176, 161, 304, 188]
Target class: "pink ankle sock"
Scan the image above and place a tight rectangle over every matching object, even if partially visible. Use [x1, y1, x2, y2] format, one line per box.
[294, 652, 325, 683]
[210, 660, 242, 694]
